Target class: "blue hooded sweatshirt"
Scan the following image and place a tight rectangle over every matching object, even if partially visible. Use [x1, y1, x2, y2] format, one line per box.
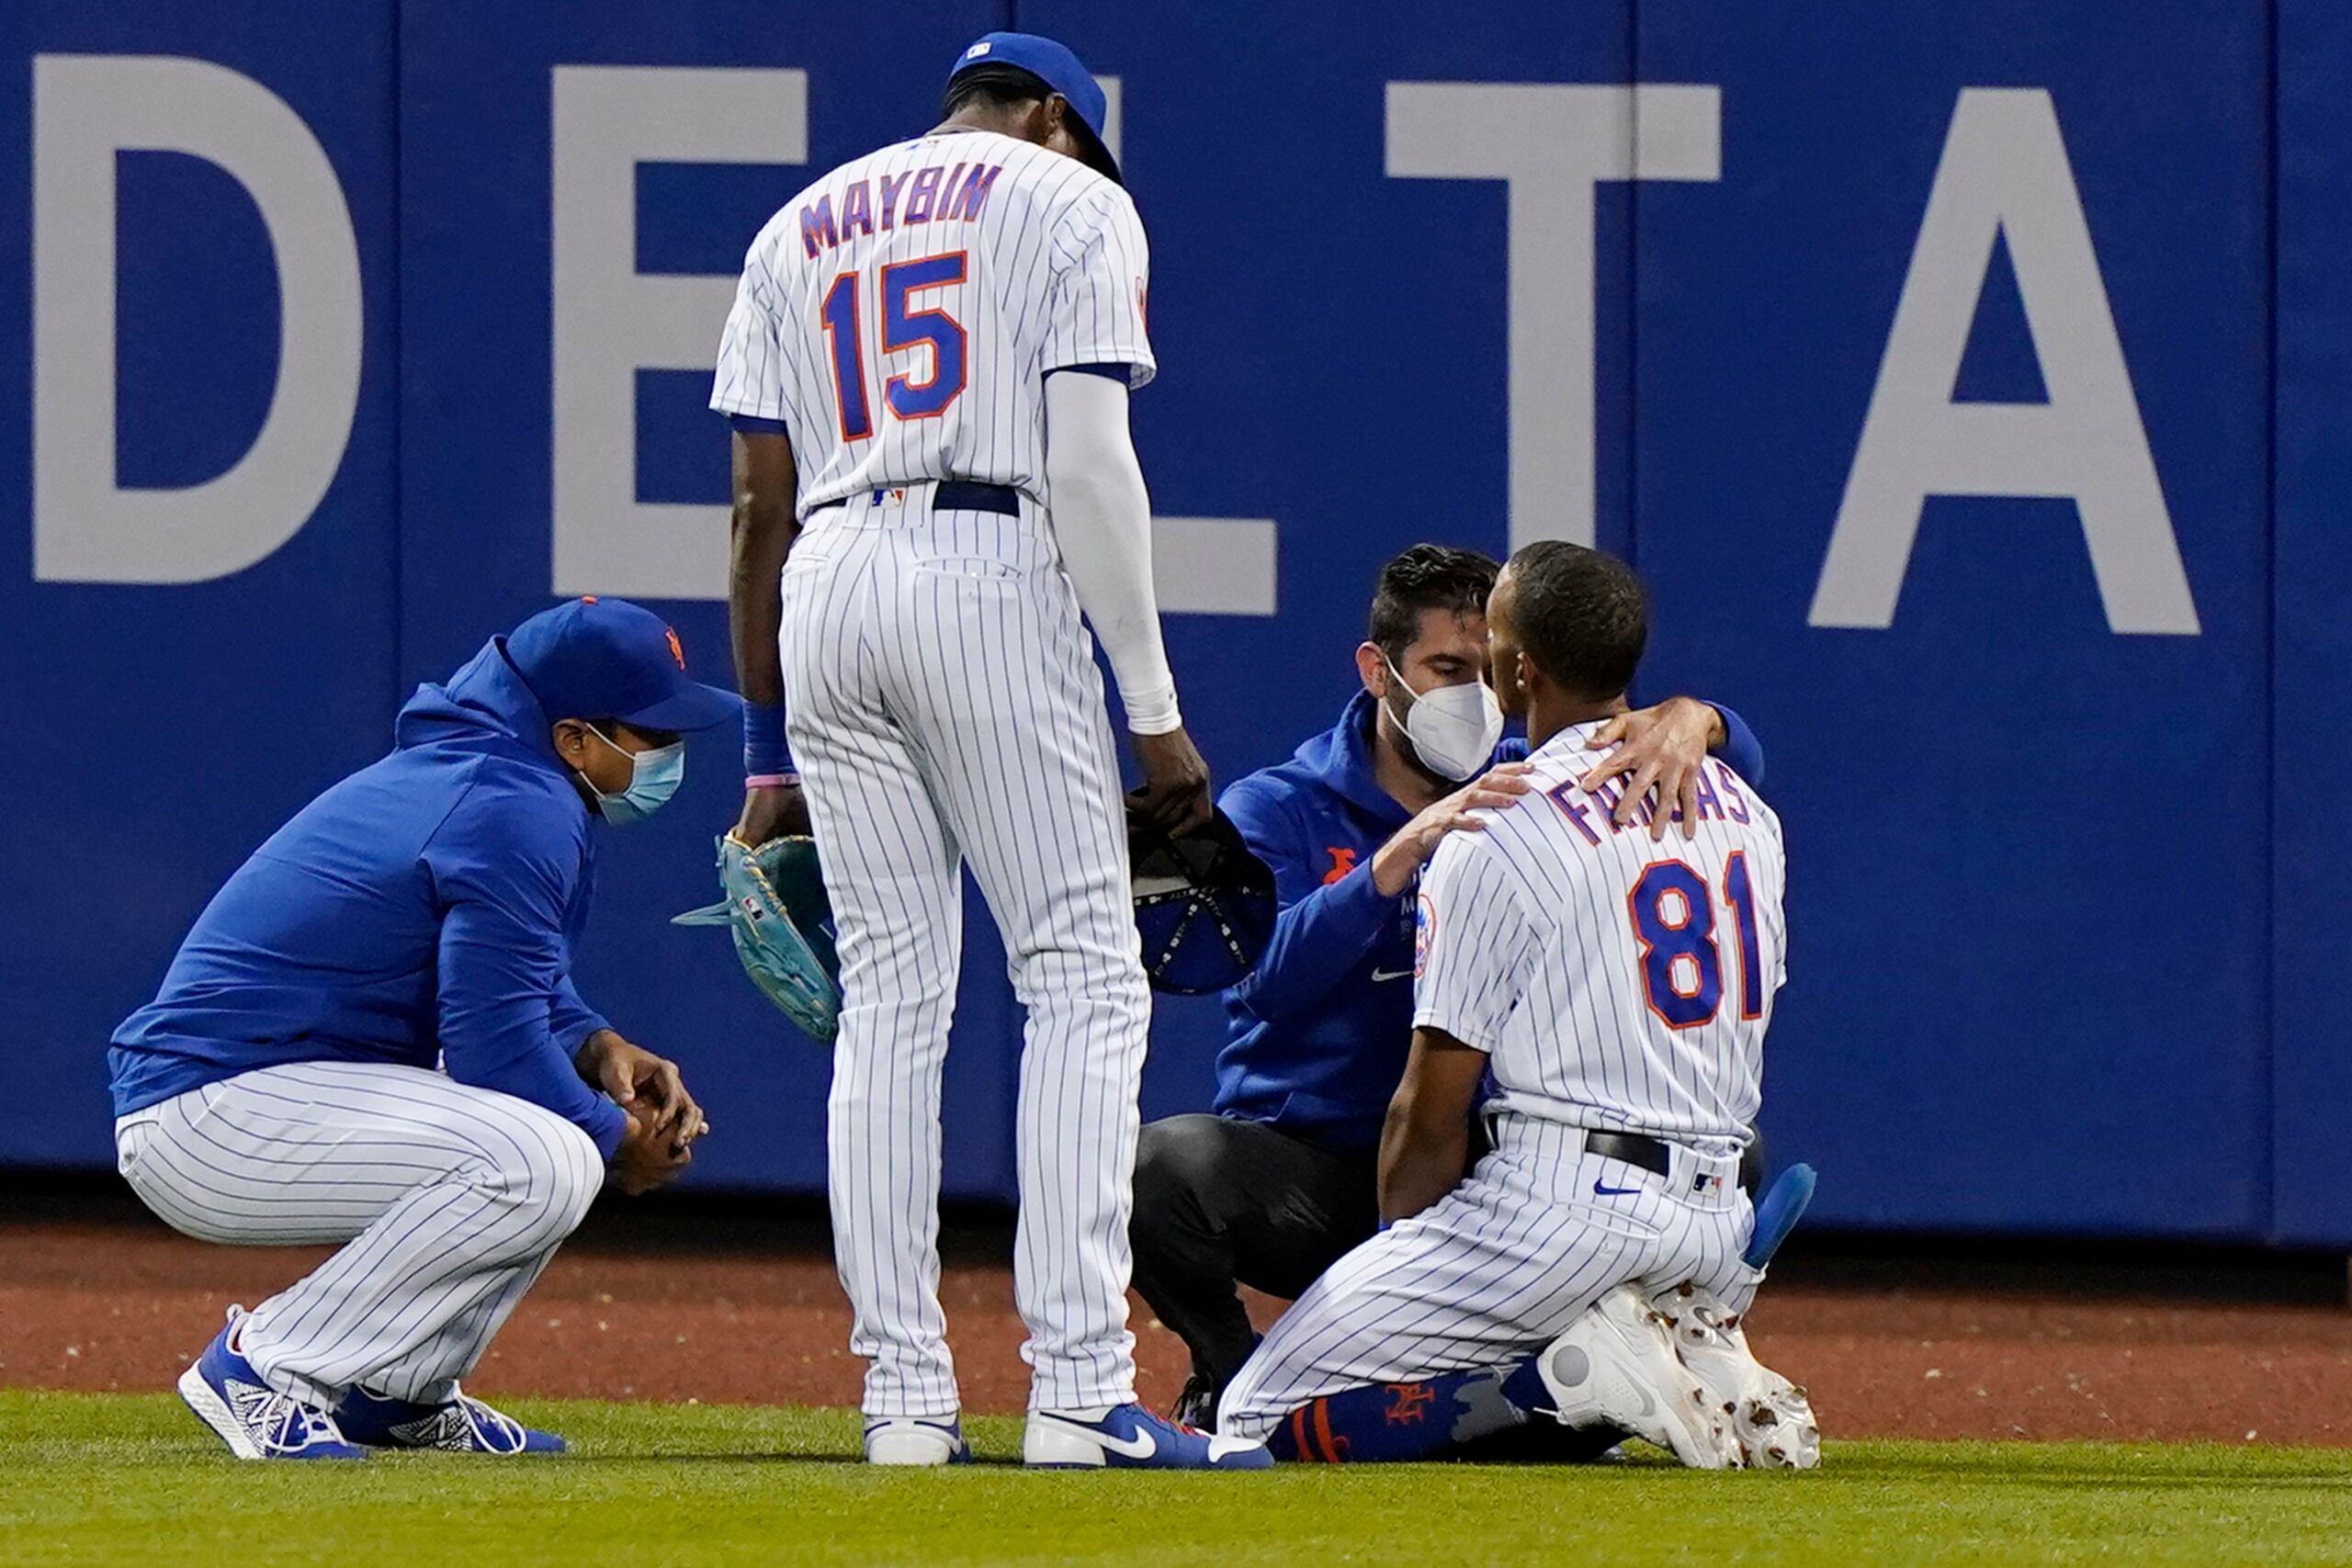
[1212, 690, 1762, 1151]
[108, 639, 630, 1156]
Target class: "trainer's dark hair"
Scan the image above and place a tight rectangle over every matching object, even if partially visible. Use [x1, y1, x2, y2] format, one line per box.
[1367, 545, 1500, 663]
[942, 63, 1056, 119]
[1505, 540, 1647, 700]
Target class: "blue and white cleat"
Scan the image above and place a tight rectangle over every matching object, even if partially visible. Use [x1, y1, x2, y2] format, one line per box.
[863, 1416, 970, 1466]
[336, 1385, 565, 1454]
[176, 1307, 366, 1461]
[1023, 1403, 1273, 1470]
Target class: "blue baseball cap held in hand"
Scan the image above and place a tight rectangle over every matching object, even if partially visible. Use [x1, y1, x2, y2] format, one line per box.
[947, 31, 1119, 184]
[503, 597, 741, 733]
[1130, 808, 1276, 996]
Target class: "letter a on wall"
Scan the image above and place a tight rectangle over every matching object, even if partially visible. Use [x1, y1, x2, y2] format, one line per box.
[1811, 88, 2199, 635]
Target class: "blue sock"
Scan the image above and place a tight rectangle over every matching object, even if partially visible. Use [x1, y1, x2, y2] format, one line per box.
[1266, 1365, 1535, 1463]
[1500, 1355, 1551, 1416]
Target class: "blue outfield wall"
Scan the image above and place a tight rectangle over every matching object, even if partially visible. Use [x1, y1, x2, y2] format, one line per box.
[0, 1, 2337, 1241]
[2271, 0, 2352, 1248]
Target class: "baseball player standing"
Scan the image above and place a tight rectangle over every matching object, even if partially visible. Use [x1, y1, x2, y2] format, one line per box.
[1216, 541, 1790, 1464]
[711, 32, 1269, 1469]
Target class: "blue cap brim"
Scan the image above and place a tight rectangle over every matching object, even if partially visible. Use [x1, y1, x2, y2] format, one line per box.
[620, 681, 742, 734]
[1071, 120, 1121, 186]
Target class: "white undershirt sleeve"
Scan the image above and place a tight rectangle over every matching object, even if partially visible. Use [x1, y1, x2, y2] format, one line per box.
[1042, 369, 1180, 735]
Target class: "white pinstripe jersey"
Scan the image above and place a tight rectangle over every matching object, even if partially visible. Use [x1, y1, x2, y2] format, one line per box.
[1412, 720, 1788, 1144]
[710, 130, 1154, 520]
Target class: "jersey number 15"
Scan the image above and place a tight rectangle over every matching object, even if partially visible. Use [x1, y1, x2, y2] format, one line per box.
[820, 252, 968, 439]
[1626, 854, 1764, 1030]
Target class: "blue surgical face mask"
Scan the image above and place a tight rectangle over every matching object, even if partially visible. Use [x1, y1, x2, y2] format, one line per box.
[583, 725, 684, 826]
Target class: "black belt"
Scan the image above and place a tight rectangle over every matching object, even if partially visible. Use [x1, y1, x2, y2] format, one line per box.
[810, 480, 1021, 518]
[1584, 1130, 1672, 1179]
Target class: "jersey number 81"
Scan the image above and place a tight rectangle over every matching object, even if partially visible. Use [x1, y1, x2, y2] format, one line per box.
[1625, 854, 1763, 1030]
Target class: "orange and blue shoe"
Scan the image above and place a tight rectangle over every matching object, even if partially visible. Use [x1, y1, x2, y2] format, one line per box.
[1023, 1402, 1272, 1470]
[336, 1385, 565, 1454]
[176, 1307, 367, 1461]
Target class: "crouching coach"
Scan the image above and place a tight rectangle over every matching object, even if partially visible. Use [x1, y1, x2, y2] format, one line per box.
[108, 598, 734, 1461]
[1130, 545, 1764, 1425]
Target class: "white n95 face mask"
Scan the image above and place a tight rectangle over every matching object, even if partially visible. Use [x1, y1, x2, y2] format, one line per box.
[1385, 654, 1503, 783]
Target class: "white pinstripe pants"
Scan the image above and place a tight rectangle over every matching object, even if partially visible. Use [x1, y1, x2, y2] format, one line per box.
[114, 1061, 605, 1406]
[1218, 1118, 1758, 1441]
[783, 488, 1151, 1417]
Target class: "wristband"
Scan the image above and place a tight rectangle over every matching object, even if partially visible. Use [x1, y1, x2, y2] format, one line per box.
[743, 701, 792, 776]
[1122, 682, 1182, 737]
[744, 773, 798, 789]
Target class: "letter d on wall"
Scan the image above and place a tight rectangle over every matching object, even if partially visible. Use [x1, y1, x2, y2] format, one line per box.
[33, 56, 362, 584]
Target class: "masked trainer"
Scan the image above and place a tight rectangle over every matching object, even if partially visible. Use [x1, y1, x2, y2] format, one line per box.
[108, 597, 732, 1461]
[1130, 545, 1763, 1425]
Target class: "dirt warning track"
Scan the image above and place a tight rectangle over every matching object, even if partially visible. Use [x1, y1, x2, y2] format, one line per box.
[6, 1187, 2346, 1446]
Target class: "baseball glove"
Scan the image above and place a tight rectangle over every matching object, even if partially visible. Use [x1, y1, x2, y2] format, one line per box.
[673, 834, 842, 1043]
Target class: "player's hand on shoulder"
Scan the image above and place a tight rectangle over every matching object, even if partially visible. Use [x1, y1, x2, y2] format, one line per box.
[1127, 726, 1213, 834]
[1579, 695, 1723, 841]
[1374, 762, 1532, 897]
[1452, 760, 1535, 816]
[733, 781, 811, 847]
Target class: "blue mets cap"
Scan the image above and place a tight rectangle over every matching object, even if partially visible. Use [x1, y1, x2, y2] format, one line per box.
[947, 31, 1119, 185]
[503, 597, 741, 734]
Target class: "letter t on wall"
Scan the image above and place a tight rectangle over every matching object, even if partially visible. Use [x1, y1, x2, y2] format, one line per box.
[1386, 83, 1720, 550]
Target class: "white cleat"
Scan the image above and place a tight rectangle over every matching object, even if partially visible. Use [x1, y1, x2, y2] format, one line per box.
[1533, 1286, 1740, 1469]
[1648, 1280, 1822, 1471]
[863, 1416, 969, 1466]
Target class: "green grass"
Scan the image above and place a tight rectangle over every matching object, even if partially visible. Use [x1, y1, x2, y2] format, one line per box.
[6, 1391, 2352, 1566]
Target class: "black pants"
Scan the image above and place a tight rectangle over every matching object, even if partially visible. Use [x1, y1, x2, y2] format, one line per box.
[1129, 1114, 1380, 1399]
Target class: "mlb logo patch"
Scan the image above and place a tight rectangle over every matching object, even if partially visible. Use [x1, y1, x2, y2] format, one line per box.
[966, 41, 991, 58]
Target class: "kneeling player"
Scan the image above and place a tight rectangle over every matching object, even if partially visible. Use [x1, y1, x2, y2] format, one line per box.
[1217, 543, 1815, 1468]
[1130, 543, 1766, 1429]
[108, 600, 729, 1459]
